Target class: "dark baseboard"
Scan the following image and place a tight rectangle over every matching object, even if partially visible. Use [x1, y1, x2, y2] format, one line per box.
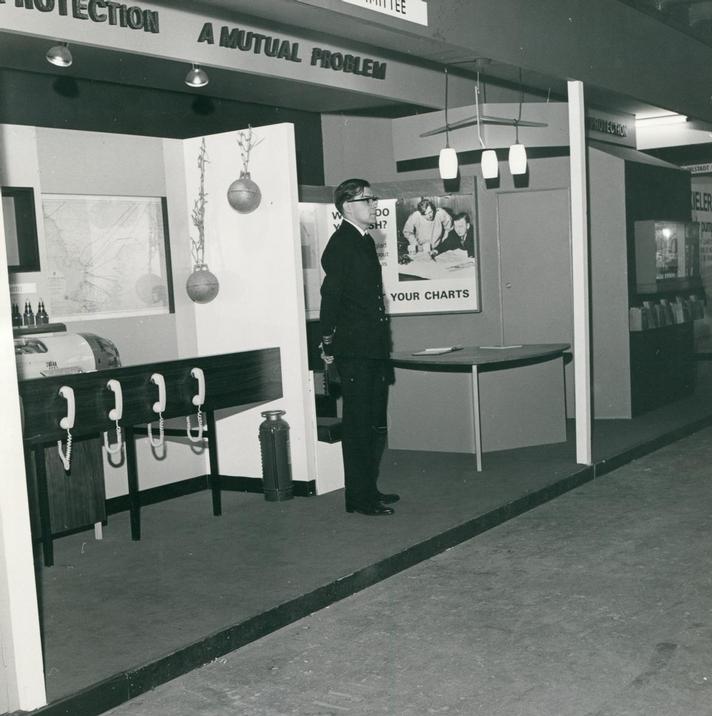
[593, 413, 712, 478]
[105, 475, 316, 516]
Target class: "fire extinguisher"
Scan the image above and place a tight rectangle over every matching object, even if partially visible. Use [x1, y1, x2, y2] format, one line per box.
[258, 410, 293, 501]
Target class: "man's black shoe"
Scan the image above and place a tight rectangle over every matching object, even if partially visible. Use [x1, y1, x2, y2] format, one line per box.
[376, 491, 400, 504]
[346, 501, 394, 516]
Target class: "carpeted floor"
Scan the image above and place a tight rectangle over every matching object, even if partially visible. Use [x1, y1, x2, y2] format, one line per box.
[24, 362, 712, 715]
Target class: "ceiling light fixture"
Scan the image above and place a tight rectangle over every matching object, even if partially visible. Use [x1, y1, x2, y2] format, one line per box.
[46, 42, 73, 68]
[508, 68, 528, 176]
[475, 71, 498, 180]
[438, 66, 458, 180]
[184, 64, 209, 88]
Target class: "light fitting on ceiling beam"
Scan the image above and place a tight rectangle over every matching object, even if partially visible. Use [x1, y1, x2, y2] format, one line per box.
[475, 71, 499, 180]
[481, 150, 499, 179]
[185, 64, 209, 88]
[46, 42, 73, 68]
[438, 66, 459, 180]
[508, 143, 527, 175]
[508, 68, 528, 176]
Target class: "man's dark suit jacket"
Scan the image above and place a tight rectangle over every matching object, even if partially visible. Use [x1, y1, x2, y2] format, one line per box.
[319, 220, 391, 359]
[434, 226, 475, 258]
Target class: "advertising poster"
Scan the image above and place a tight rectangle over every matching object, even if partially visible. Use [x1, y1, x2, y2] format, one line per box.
[300, 188, 480, 317]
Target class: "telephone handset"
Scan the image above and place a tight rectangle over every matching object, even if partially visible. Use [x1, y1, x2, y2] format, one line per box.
[107, 379, 123, 421]
[148, 373, 166, 448]
[57, 385, 75, 470]
[58, 385, 75, 430]
[151, 373, 166, 414]
[103, 379, 124, 455]
[191, 367, 205, 407]
[186, 367, 205, 442]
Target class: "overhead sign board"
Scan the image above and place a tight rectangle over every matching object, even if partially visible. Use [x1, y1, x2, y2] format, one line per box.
[683, 163, 712, 175]
[339, 0, 428, 26]
[584, 109, 636, 148]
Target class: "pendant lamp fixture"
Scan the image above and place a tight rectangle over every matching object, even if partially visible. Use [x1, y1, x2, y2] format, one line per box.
[508, 69, 528, 176]
[475, 72, 499, 180]
[438, 66, 458, 180]
[46, 42, 73, 68]
[185, 64, 209, 88]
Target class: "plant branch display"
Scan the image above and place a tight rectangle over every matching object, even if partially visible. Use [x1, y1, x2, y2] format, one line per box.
[186, 138, 220, 304]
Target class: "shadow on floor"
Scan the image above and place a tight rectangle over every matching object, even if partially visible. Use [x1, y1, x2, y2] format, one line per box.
[18, 365, 712, 716]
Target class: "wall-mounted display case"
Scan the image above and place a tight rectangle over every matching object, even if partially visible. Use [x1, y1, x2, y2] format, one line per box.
[634, 219, 700, 294]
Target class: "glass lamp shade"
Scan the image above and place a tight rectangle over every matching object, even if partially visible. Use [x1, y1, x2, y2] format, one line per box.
[481, 149, 499, 180]
[185, 65, 209, 88]
[509, 143, 527, 175]
[46, 43, 72, 68]
[438, 146, 458, 180]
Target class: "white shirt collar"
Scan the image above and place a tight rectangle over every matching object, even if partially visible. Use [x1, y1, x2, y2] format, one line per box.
[342, 218, 368, 236]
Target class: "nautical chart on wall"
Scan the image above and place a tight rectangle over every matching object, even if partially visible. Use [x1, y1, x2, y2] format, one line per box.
[42, 194, 173, 321]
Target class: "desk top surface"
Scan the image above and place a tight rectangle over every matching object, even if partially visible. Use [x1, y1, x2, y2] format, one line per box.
[391, 343, 571, 368]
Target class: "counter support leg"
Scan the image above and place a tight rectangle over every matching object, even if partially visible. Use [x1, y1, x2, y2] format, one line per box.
[471, 366, 483, 472]
[33, 446, 54, 567]
[205, 409, 221, 516]
[124, 426, 141, 540]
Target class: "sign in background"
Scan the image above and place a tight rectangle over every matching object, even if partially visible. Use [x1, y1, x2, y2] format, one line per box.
[340, 0, 428, 26]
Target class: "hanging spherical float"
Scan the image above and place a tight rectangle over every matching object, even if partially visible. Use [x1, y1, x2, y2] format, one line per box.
[186, 263, 219, 304]
[227, 171, 261, 214]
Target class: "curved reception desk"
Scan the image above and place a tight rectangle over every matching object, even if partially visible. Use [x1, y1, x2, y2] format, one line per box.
[389, 344, 571, 471]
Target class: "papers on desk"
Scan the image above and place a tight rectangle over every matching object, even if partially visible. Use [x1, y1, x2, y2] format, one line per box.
[479, 345, 523, 350]
[412, 345, 464, 356]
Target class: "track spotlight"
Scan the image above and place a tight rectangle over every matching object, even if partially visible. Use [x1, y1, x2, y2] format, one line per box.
[185, 64, 209, 88]
[46, 42, 73, 68]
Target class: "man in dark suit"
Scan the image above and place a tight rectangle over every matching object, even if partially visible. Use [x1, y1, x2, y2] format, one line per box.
[319, 178, 399, 516]
[432, 212, 475, 258]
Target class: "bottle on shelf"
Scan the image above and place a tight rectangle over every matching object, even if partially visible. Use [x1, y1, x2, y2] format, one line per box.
[36, 300, 49, 325]
[11, 302, 22, 328]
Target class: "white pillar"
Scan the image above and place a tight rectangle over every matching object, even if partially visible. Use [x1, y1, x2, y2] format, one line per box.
[0, 200, 47, 708]
[567, 80, 592, 465]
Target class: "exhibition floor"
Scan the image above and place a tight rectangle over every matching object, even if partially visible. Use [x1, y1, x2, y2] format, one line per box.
[25, 363, 712, 716]
[102, 423, 712, 716]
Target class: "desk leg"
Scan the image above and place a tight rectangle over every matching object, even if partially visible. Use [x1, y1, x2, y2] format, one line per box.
[205, 409, 222, 516]
[124, 426, 141, 540]
[33, 446, 54, 567]
[471, 365, 483, 472]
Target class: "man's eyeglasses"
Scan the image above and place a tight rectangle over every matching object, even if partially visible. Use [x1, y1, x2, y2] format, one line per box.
[349, 196, 380, 204]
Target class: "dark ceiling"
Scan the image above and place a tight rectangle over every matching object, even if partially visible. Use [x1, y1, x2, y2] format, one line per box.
[1, 0, 708, 128]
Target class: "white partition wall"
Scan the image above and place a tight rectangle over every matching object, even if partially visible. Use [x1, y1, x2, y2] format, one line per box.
[170, 125, 317, 485]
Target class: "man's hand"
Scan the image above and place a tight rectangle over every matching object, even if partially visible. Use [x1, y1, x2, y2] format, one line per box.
[320, 336, 335, 365]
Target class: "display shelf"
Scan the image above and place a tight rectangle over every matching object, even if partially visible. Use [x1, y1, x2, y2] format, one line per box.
[629, 322, 695, 415]
[13, 322, 67, 337]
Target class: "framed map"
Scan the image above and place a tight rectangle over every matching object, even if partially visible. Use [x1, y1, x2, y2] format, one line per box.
[42, 194, 174, 321]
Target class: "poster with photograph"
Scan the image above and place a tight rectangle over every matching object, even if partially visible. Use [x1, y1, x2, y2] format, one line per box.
[299, 186, 480, 317]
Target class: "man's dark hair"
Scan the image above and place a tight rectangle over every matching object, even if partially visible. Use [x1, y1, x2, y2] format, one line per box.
[417, 198, 436, 215]
[334, 178, 371, 215]
[453, 211, 471, 224]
